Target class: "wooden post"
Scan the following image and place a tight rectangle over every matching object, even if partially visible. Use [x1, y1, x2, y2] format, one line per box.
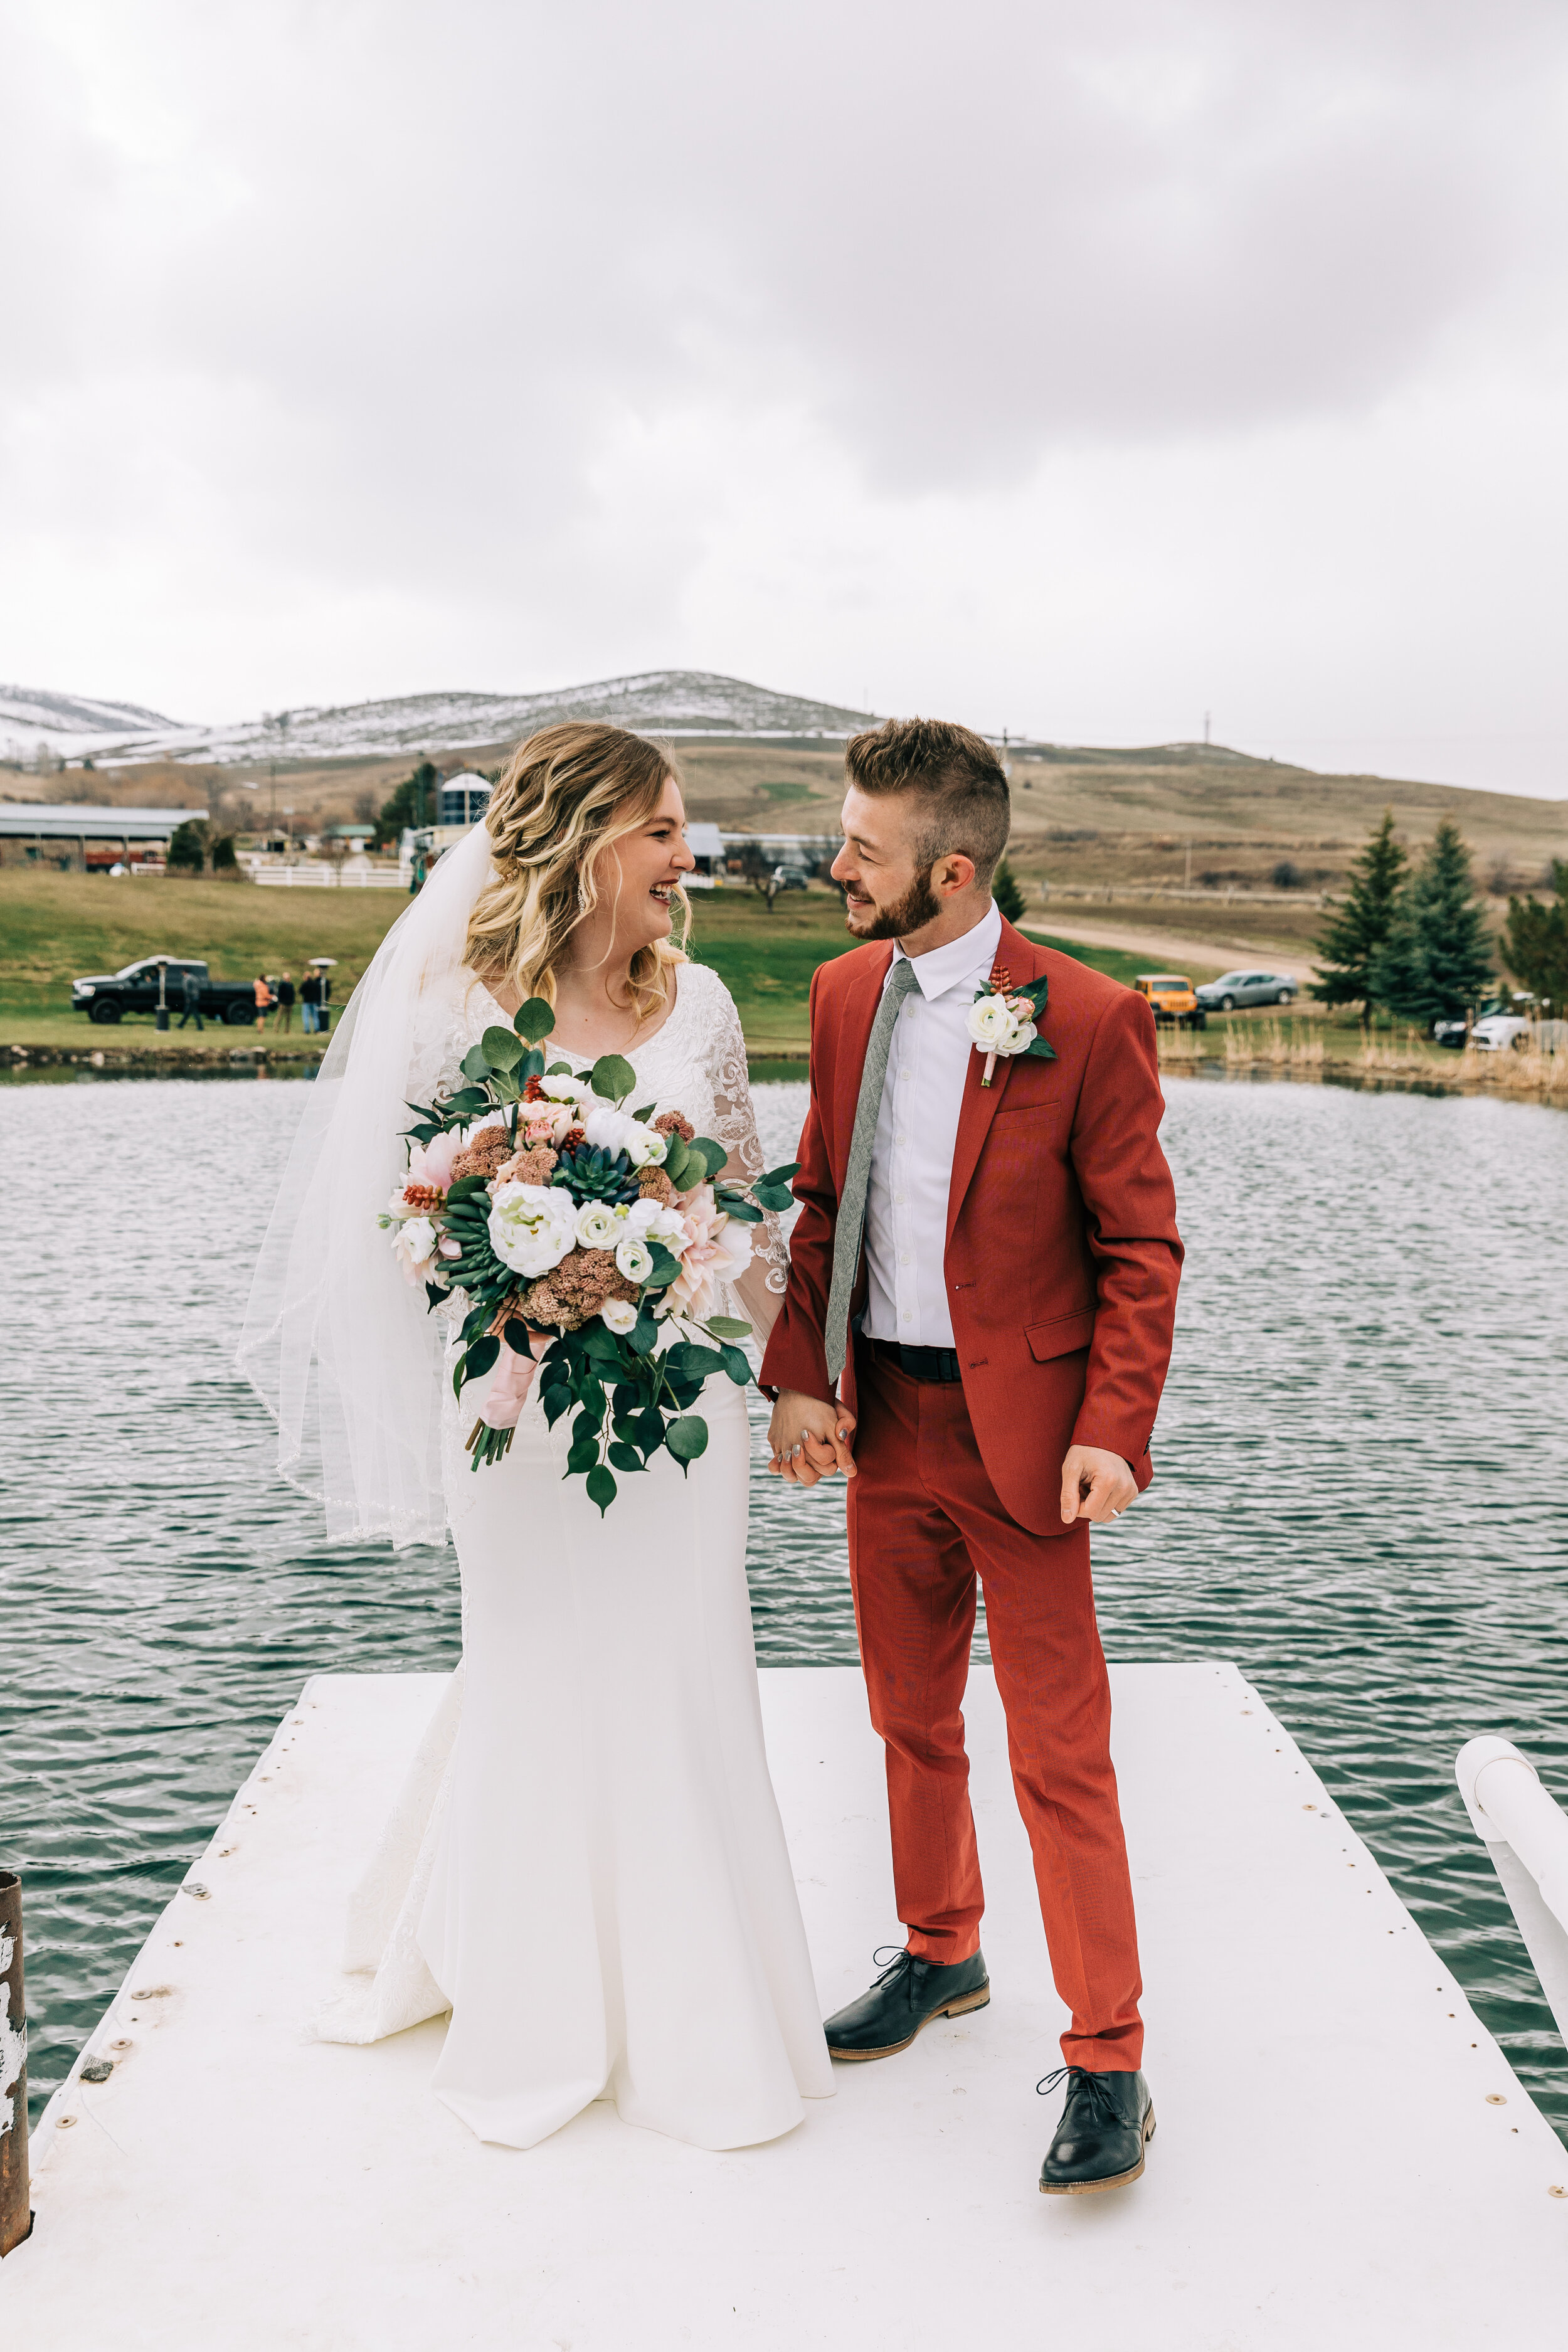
[0, 1870, 31, 2254]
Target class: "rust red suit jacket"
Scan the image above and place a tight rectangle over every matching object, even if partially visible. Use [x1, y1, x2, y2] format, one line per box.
[758, 916, 1184, 1537]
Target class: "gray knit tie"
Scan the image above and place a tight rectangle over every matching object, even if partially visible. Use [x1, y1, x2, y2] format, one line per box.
[824, 955, 921, 1384]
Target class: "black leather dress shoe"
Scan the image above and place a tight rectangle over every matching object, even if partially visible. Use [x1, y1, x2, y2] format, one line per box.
[1037, 2067, 1155, 2193]
[824, 1946, 990, 2060]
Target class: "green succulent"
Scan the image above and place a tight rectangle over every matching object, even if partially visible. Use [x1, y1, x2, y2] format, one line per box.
[552, 1143, 640, 1204]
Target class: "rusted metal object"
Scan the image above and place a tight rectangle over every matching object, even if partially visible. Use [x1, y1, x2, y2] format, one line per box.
[1, 1870, 32, 2255]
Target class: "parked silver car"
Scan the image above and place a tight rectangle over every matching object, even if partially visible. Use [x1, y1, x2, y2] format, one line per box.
[1194, 968, 1298, 1012]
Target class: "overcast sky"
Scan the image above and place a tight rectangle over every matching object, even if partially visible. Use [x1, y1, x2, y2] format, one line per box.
[4, 0, 1567, 793]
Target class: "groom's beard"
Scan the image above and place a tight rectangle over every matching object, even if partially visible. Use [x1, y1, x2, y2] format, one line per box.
[851, 864, 941, 941]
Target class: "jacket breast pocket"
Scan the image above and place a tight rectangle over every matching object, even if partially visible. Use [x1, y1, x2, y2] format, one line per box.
[1025, 1307, 1095, 1361]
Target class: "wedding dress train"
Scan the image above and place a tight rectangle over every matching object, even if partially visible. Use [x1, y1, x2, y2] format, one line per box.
[311, 960, 834, 2149]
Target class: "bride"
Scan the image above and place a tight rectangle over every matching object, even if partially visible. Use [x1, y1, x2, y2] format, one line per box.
[241, 723, 834, 2150]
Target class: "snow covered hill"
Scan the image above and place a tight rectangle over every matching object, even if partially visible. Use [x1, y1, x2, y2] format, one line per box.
[1, 670, 879, 767]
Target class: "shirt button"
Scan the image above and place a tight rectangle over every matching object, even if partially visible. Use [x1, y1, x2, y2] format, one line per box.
[894, 1192, 906, 1205]
[901, 1311, 912, 1323]
[895, 1133, 907, 1146]
[899, 1253, 911, 1266]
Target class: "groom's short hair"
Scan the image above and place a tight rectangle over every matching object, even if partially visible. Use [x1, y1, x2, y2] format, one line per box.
[844, 717, 1010, 884]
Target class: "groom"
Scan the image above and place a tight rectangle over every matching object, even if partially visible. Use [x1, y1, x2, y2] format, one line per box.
[761, 717, 1182, 2195]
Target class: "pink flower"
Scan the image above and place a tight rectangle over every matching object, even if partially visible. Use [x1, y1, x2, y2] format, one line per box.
[410, 1130, 462, 1191]
[664, 1184, 754, 1324]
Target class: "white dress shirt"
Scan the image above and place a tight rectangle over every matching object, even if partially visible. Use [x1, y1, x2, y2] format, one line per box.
[861, 899, 1002, 1348]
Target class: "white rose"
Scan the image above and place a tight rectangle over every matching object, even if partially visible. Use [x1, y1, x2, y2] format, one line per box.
[487, 1181, 576, 1277]
[615, 1236, 655, 1284]
[581, 1104, 638, 1158]
[622, 1195, 660, 1235]
[999, 1013, 1037, 1054]
[600, 1298, 638, 1334]
[395, 1214, 437, 1268]
[622, 1122, 668, 1168]
[539, 1071, 593, 1104]
[967, 994, 1015, 1049]
[403, 1213, 437, 1258]
[575, 1202, 620, 1250]
[646, 1205, 688, 1244]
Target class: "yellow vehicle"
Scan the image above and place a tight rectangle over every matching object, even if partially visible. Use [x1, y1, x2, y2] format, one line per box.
[1135, 973, 1205, 1030]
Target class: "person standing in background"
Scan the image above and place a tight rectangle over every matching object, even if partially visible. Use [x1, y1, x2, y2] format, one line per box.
[273, 970, 295, 1032]
[300, 969, 321, 1033]
[177, 967, 204, 1030]
[253, 973, 273, 1034]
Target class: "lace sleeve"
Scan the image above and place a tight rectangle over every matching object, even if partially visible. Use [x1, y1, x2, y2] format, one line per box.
[706, 977, 788, 1345]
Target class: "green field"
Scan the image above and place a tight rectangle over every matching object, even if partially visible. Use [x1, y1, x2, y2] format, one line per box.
[0, 871, 1158, 1057]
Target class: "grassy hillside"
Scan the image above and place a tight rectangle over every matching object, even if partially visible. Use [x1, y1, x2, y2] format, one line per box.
[0, 870, 1158, 1056]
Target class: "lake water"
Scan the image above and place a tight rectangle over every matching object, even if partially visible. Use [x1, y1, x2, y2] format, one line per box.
[3, 1073, 1566, 2136]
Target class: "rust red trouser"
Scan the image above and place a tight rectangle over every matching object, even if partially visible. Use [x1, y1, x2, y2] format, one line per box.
[845, 1353, 1143, 2072]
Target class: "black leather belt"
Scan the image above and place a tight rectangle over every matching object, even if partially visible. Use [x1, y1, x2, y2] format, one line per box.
[862, 1335, 963, 1384]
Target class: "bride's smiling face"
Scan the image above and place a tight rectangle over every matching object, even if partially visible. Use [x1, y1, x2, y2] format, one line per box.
[591, 775, 696, 953]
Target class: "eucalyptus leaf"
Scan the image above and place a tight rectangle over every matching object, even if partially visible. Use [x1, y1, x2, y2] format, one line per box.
[662, 1138, 691, 1188]
[519, 1046, 545, 1083]
[704, 1316, 753, 1338]
[512, 997, 555, 1044]
[632, 1406, 667, 1452]
[1026, 1036, 1058, 1059]
[719, 1344, 751, 1385]
[632, 1101, 657, 1122]
[590, 1052, 636, 1103]
[545, 1060, 574, 1076]
[665, 1415, 709, 1467]
[644, 1244, 682, 1289]
[481, 1025, 525, 1069]
[581, 1325, 623, 1364]
[460, 1044, 492, 1084]
[760, 1160, 801, 1189]
[689, 1136, 728, 1179]
[721, 1199, 763, 1223]
[751, 1185, 794, 1213]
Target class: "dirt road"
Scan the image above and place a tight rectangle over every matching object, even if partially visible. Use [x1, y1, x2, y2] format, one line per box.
[1026, 914, 1318, 987]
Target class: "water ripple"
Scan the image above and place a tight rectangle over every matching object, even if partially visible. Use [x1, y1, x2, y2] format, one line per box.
[2, 1074, 1564, 2136]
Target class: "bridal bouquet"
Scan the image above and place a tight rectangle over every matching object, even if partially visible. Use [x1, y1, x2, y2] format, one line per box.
[379, 996, 797, 1515]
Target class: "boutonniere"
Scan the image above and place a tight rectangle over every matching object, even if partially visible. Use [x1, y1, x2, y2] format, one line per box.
[967, 963, 1057, 1087]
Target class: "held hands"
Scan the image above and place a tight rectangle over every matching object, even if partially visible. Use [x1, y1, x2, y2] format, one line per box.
[1060, 1444, 1137, 1524]
[767, 1389, 857, 1486]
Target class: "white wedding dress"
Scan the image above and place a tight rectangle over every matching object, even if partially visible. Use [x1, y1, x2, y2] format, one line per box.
[311, 958, 834, 2151]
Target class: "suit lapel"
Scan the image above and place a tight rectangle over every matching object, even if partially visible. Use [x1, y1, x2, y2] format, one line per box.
[945, 918, 1044, 1242]
[833, 942, 896, 1196]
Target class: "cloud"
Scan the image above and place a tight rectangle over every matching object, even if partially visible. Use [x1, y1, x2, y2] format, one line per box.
[2, 0, 1566, 790]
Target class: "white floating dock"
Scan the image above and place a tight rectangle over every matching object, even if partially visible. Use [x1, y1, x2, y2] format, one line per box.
[6, 1663, 1565, 2348]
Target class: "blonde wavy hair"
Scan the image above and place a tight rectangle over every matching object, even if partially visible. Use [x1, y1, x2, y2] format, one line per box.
[464, 721, 690, 1027]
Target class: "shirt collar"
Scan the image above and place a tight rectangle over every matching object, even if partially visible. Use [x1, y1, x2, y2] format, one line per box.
[892, 900, 1003, 1003]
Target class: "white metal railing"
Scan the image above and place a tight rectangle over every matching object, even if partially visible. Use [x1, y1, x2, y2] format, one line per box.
[252, 864, 408, 889]
[1456, 1737, 1568, 2043]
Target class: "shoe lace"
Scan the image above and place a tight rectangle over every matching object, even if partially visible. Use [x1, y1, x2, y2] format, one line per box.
[1036, 2065, 1123, 2126]
[870, 1944, 914, 1986]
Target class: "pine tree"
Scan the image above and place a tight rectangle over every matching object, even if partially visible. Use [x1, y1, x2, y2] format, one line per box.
[992, 856, 1026, 923]
[377, 760, 442, 845]
[1310, 810, 1406, 1025]
[1369, 820, 1492, 1032]
[1502, 861, 1568, 1015]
